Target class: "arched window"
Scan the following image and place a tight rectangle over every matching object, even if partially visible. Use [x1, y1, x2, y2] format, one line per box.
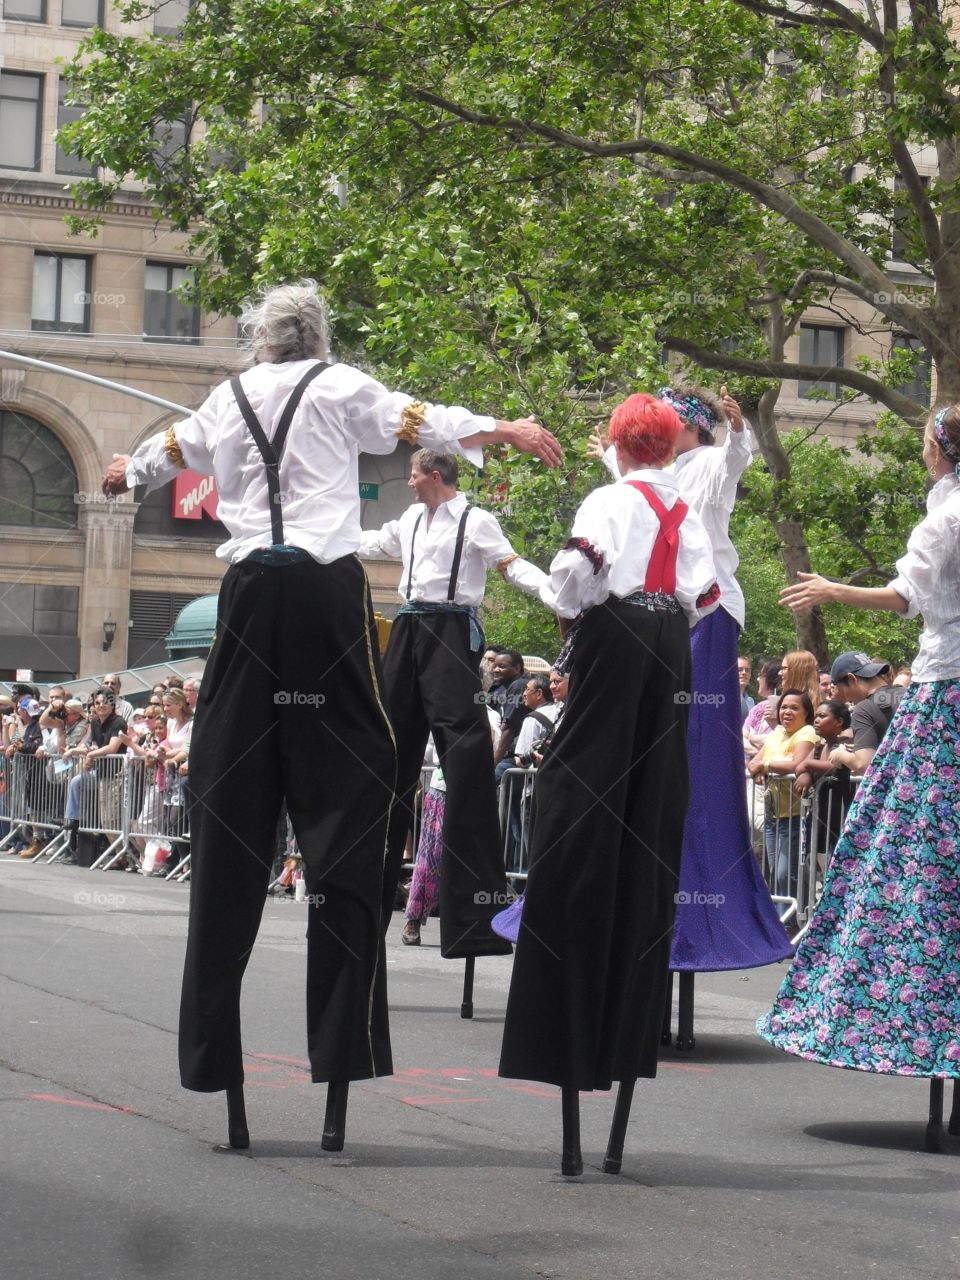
[0, 411, 79, 529]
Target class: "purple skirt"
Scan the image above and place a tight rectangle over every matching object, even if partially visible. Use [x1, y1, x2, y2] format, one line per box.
[669, 607, 794, 972]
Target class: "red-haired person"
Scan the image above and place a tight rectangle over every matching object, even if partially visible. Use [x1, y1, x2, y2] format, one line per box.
[592, 383, 793, 976]
[498, 393, 719, 1173]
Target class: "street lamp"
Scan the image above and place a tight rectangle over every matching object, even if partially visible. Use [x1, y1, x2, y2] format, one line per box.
[102, 616, 117, 652]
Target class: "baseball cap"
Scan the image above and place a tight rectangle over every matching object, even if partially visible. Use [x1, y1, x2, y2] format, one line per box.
[18, 697, 42, 717]
[830, 651, 890, 684]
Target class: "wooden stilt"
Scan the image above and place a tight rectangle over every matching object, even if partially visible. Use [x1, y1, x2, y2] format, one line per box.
[602, 1079, 636, 1175]
[225, 1084, 249, 1150]
[561, 1087, 582, 1177]
[461, 956, 475, 1019]
[676, 971, 696, 1052]
[925, 1079, 944, 1153]
[321, 1080, 349, 1152]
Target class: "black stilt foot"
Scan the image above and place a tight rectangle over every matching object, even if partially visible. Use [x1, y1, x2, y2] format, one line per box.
[460, 956, 475, 1019]
[660, 971, 674, 1047]
[676, 971, 696, 1052]
[949, 1080, 960, 1138]
[321, 1080, 349, 1152]
[225, 1084, 249, 1150]
[561, 1087, 582, 1177]
[925, 1079, 944, 1153]
[602, 1079, 636, 1175]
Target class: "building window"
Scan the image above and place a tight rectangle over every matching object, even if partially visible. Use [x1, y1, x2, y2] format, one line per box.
[891, 334, 932, 408]
[56, 79, 95, 177]
[128, 590, 201, 667]
[144, 262, 200, 344]
[153, 0, 190, 35]
[0, 411, 79, 529]
[2, 0, 46, 20]
[153, 111, 191, 164]
[61, 0, 102, 25]
[0, 72, 43, 171]
[32, 253, 91, 333]
[798, 324, 844, 399]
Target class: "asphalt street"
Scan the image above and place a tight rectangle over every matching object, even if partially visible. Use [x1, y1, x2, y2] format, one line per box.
[2, 857, 957, 1280]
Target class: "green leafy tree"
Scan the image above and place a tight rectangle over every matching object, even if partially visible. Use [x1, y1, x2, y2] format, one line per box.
[58, 0, 954, 659]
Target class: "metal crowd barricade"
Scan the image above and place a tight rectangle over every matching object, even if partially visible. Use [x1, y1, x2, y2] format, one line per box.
[0, 752, 73, 860]
[97, 756, 191, 877]
[497, 766, 535, 885]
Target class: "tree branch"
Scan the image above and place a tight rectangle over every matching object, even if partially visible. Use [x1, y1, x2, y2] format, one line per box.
[410, 88, 940, 349]
[730, 0, 884, 48]
[660, 333, 926, 424]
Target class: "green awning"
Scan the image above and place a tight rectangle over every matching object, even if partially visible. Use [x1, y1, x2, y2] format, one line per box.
[166, 594, 219, 658]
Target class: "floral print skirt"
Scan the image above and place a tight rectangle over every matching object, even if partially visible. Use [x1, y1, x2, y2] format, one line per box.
[406, 786, 445, 925]
[757, 680, 960, 1076]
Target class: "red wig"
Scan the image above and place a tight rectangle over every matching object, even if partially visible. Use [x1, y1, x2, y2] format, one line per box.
[608, 393, 681, 467]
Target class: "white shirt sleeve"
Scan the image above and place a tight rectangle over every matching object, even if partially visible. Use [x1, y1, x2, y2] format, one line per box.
[674, 506, 722, 627]
[602, 445, 622, 480]
[331, 367, 496, 469]
[703, 425, 753, 508]
[539, 490, 612, 619]
[887, 505, 955, 621]
[125, 386, 222, 492]
[469, 511, 550, 600]
[358, 519, 403, 559]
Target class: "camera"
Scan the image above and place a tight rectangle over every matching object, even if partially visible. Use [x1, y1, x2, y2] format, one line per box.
[48, 705, 66, 720]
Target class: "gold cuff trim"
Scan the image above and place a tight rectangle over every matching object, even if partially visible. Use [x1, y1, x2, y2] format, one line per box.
[397, 401, 426, 446]
[497, 554, 520, 575]
[164, 425, 186, 469]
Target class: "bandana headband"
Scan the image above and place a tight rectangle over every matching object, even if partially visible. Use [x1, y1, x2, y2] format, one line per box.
[658, 387, 720, 438]
[933, 407, 959, 459]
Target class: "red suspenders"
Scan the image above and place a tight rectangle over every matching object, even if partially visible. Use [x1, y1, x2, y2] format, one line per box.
[625, 481, 688, 594]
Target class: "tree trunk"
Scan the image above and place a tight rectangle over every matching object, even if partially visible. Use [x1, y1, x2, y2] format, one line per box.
[747, 384, 830, 667]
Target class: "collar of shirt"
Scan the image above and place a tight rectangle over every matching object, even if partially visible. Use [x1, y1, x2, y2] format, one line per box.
[422, 490, 468, 528]
[618, 467, 680, 494]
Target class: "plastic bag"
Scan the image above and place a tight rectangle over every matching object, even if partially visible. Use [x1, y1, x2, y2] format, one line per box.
[142, 839, 171, 875]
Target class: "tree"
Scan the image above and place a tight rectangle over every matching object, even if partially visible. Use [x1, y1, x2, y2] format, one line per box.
[59, 0, 953, 658]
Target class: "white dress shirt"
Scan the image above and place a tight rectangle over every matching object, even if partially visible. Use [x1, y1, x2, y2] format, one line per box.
[603, 426, 753, 627]
[538, 469, 720, 625]
[887, 473, 960, 682]
[513, 701, 560, 760]
[125, 360, 498, 565]
[359, 490, 548, 606]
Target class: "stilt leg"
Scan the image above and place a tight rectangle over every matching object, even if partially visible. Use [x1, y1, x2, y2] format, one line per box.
[460, 956, 475, 1019]
[676, 971, 696, 1052]
[660, 970, 674, 1047]
[949, 1080, 960, 1138]
[225, 1084, 249, 1150]
[602, 1079, 636, 1175]
[321, 1080, 349, 1152]
[561, 1087, 582, 1177]
[925, 1079, 944, 1153]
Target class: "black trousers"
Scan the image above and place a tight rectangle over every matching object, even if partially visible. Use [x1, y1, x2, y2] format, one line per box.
[380, 611, 511, 958]
[179, 554, 396, 1092]
[498, 599, 691, 1089]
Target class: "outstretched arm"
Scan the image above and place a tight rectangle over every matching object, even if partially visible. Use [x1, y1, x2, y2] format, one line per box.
[780, 573, 909, 615]
[459, 416, 562, 468]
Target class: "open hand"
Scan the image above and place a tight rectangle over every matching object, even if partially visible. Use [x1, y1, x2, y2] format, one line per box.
[719, 384, 743, 433]
[779, 572, 834, 613]
[506, 417, 563, 468]
[587, 430, 608, 460]
[102, 454, 132, 497]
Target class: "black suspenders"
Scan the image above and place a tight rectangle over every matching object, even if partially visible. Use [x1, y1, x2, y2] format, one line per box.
[404, 504, 471, 602]
[231, 361, 329, 545]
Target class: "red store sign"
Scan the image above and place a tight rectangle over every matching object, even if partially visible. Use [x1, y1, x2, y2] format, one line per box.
[172, 469, 219, 520]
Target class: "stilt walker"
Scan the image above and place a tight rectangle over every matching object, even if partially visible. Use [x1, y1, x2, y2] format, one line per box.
[759, 404, 960, 1153]
[101, 281, 561, 1151]
[599, 384, 792, 1049]
[360, 450, 547, 1004]
[499, 394, 721, 1175]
